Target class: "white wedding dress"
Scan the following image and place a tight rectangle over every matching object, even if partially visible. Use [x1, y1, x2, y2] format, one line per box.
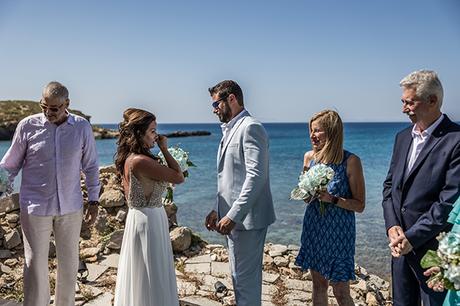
[114, 171, 179, 306]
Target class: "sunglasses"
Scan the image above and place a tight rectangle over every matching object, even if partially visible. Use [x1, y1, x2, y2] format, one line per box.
[211, 95, 229, 109]
[39, 100, 66, 113]
[401, 98, 420, 106]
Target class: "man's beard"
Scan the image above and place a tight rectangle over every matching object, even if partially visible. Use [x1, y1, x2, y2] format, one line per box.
[218, 109, 232, 123]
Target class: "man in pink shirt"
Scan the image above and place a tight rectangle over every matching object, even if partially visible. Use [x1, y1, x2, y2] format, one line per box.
[0, 81, 100, 306]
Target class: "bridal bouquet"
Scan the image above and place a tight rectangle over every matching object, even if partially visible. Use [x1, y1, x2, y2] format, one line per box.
[421, 231, 460, 290]
[0, 167, 12, 198]
[158, 146, 195, 202]
[290, 164, 335, 215]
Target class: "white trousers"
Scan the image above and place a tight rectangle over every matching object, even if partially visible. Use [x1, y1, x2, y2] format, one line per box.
[20, 208, 83, 306]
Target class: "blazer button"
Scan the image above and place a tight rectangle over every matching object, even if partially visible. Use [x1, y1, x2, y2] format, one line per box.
[401, 207, 406, 213]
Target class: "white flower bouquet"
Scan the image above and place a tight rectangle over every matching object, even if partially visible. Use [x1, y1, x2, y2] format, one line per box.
[290, 164, 335, 215]
[421, 231, 460, 290]
[158, 146, 195, 202]
[0, 167, 12, 197]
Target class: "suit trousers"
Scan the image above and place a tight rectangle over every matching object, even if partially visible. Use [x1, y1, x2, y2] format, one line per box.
[20, 208, 83, 306]
[227, 227, 267, 306]
[392, 255, 446, 306]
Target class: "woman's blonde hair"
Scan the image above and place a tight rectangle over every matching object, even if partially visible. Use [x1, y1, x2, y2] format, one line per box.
[309, 110, 344, 164]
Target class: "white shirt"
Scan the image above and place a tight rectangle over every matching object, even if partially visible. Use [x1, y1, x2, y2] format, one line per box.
[406, 114, 444, 176]
[220, 109, 248, 147]
[0, 113, 100, 216]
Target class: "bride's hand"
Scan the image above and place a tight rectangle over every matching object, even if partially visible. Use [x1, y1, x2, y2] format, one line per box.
[157, 135, 168, 151]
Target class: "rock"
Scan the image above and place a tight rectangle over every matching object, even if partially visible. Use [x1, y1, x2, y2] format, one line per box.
[94, 208, 108, 233]
[268, 244, 288, 257]
[99, 165, 117, 175]
[170, 227, 192, 253]
[115, 209, 127, 222]
[99, 189, 125, 208]
[80, 247, 100, 259]
[6, 213, 19, 224]
[49, 240, 56, 258]
[3, 258, 18, 267]
[99, 254, 120, 268]
[0, 263, 12, 274]
[164, 202, 178, 218]
[273, 256, 289, 267]
[4, 229, 21, 249]
[366, 292, 379, 306]
[180, 296, 222, 306]
[0, 193, 20, 214]
[107, 229, 124, 250]
[0, 249, 12, 259]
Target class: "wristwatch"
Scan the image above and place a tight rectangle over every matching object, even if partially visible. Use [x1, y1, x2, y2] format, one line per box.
[331, 195, 339, 205]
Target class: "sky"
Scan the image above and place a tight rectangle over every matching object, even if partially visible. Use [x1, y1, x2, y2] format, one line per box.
[0, 0, 459, 124]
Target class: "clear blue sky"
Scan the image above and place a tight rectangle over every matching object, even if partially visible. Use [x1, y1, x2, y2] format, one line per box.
[1, 0, 459, 123]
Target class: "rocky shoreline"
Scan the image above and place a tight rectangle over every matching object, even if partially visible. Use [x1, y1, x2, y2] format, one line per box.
[0, 100, 211, 141]
[0, 166, 391, 306]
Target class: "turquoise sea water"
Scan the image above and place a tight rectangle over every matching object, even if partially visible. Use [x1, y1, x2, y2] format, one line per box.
[0, 122, 412, 278]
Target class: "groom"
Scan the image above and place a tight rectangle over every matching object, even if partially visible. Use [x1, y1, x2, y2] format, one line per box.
[205, 80, 276, 306]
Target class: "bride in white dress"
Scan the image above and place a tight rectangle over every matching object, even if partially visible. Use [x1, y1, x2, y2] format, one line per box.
[114, 108, 184, 306]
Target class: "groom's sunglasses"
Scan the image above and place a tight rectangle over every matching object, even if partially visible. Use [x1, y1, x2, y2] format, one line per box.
[211, 95, 229, 109]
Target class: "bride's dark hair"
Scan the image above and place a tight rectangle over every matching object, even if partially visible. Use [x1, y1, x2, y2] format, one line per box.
[115, 108, 157, 178]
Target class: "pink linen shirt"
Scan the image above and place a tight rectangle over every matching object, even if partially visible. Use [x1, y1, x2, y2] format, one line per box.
[0, 113, 100, 216]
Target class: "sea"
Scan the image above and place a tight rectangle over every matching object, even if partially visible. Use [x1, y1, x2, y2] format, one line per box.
[0, 122, 414, 278]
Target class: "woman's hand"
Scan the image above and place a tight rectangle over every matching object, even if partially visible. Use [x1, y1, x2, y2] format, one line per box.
[424, 267, 445, 292]
[318, 191, 334, 203]
[157, 135, 168, 151]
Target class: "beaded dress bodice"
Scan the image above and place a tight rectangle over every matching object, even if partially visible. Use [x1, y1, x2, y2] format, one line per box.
[127, 170, 167, 208]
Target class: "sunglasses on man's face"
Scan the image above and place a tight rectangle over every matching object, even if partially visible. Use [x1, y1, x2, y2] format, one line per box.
[39, 101, 66, 113]
[211, 95, 229, 109]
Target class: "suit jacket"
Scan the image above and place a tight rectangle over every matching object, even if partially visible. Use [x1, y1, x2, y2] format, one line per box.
[382, 115, 460, 255]
[216, 111, 276, 231]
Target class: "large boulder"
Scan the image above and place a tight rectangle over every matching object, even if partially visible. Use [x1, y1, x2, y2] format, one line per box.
[0, 193, 20, 214]
[170, 226, 192, 253]
[99, 189, 125, 208]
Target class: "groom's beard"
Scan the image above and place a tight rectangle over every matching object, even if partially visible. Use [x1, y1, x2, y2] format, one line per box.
[218, 108, 232, 123]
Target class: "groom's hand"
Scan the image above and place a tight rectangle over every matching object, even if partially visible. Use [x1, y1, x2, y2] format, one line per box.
[205, 210, 218, 231]
[217, 216, 235, 235]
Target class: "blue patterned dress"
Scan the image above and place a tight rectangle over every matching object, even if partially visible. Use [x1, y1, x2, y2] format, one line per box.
[295, 150, 356, 282]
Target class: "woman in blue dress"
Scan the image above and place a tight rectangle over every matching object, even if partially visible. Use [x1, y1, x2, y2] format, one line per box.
[295, 110, 366, 306]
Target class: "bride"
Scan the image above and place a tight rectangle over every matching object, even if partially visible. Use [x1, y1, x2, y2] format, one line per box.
[113, 108, 184, 306]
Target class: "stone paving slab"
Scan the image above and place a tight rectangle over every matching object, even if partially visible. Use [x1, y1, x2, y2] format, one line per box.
[0, 299, 21, 306]
[99, 254, 119, 268]
[86, 263, 109, 282]
[210, 261, 230, 277]
[185, 254, 212, 264]
[185, 262, 211, 274]
[85, 292, 113, 305]
[180, 296, 222, 306]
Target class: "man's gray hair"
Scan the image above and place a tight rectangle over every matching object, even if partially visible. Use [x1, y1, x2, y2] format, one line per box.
[42, 81, 69, 100]
[400, 70, 443, 108]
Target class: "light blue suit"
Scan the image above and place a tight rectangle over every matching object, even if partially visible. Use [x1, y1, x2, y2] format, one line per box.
[216, 110, 276, 306]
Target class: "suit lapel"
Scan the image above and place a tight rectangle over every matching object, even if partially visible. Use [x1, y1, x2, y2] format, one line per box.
[218, 114, 249, 165]
[394, 129, 412, 187]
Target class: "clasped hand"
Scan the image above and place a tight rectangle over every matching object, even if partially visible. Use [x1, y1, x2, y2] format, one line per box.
[387, 226, 413, 257]
[205, 210, 235, 235]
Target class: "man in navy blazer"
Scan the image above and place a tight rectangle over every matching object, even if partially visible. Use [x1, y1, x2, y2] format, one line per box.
[382, 70, 460, 306]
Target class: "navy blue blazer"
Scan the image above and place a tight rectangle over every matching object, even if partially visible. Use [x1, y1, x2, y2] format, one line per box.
[382, 115, 460, 253]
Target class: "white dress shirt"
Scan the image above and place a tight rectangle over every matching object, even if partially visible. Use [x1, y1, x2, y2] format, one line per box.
[406, 114, 444, 176]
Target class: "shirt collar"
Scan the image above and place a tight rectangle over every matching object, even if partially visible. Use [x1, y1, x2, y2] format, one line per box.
[221, 109, 248, 132]
[40, 111, 74, 126]
[411, 113, 444, 138]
